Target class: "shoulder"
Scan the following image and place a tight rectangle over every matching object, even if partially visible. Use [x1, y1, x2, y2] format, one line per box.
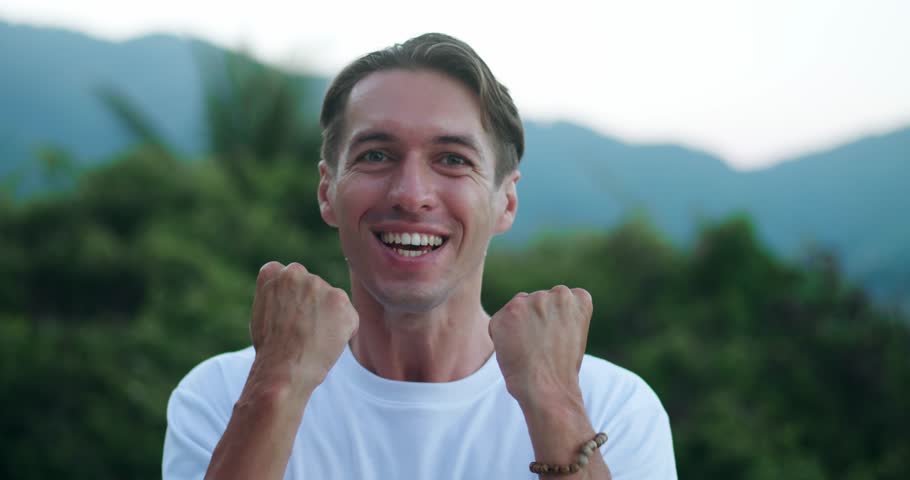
[163, 347, 257, 477]
[578, 354, 666, 419]
[579, 354, 678, 479]
[177, 346, 255, 391]
[169, 346, 256, 414]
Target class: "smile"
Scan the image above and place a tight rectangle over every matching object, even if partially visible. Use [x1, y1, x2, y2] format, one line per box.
[376, 231, 447, 257]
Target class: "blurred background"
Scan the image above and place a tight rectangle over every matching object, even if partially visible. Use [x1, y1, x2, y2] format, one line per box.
[1, 1, 908, 478]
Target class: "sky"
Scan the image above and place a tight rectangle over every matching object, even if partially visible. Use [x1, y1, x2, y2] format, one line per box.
[3, 0, 909, 170]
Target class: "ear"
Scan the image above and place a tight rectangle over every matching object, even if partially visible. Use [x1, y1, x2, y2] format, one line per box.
[318, 160, 338, 227]
[494, 170, 520, 234]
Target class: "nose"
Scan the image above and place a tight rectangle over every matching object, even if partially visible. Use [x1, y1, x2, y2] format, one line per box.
[388, 155, 436, 213]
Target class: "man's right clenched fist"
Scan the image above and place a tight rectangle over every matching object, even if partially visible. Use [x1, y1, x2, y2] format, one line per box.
[249, 261, 359, 392]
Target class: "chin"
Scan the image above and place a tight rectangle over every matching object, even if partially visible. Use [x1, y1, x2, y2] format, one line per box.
[372, 284, 448, 314]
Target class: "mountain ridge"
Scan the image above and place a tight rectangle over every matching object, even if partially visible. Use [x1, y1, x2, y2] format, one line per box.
[2, 19, 908, 306]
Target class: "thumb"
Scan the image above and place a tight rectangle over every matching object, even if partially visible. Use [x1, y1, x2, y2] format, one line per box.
[488, 292, 527, 340]
[257, 261, 285, 290]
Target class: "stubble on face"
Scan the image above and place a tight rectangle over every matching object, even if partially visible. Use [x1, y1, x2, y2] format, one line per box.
[323, 69, 511, 315]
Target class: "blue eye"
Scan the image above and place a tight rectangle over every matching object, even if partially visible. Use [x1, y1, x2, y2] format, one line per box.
[363, 151, 387, 163]
[442, 154, 468, 167]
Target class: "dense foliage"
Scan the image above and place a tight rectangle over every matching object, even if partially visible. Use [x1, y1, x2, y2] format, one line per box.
[1, 53, 907, 479]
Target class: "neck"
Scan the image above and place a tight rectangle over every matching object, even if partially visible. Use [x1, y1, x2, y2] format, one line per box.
[347, 270, 494, 383]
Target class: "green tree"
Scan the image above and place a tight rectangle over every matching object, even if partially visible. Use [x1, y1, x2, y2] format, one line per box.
[0, 50, 341, 479]
[2, 48, 908, 480]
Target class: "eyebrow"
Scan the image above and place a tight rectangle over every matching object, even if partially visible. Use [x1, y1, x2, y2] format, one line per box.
[433, 134, 481, 155]
[348, 130, 397, 152]
[347, 130, 482, 156]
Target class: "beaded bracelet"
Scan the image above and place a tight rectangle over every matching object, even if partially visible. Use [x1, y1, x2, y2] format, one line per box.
[529, 432, 608, 476]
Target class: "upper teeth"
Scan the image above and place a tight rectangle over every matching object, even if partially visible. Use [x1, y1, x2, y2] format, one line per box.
[380, 232, 444, 247]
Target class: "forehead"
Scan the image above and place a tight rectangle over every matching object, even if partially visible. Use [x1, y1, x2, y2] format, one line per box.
[343, 69, 487, 147]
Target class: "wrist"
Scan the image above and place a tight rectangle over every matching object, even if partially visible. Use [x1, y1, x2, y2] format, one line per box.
[245, 355, 320, 404]
[518, 388, 589, 435]
[236, 378, 308, 412]
[511, 377, 584, 413]
[519, 389, 600, 472]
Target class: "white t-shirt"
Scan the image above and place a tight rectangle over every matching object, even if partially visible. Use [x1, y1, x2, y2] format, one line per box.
[163, 345, 677, 479]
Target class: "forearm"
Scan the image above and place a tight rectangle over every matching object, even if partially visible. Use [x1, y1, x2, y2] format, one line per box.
[204, 362, 314, 480]
[518, 385, 611, 480]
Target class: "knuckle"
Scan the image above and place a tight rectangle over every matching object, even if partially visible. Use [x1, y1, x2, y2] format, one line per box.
[502, 302, 520, 316]
[529, 290, 547, 303]
[571, 286, 587, 297]
[505, 294, 526, 309]
[309, 274, 331, 293]
[573, 288, 593, 305]
[257, 261, 283, 286]
[325, 287, 350, 305]
[505, 296, 527, 311]
[285, 262, 308, 275]
[260, 260, 283, 272]
[551, 285, 571, 296]
[280, 263, 309, 285]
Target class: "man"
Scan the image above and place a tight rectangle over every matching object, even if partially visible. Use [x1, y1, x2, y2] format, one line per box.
[163, 33, 677, 479]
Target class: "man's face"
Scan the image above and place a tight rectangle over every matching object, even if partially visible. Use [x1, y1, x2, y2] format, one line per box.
[319, 69, 518, 313]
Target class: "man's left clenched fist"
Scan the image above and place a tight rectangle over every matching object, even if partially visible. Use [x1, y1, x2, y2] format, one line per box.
[489, 286, 594, 405]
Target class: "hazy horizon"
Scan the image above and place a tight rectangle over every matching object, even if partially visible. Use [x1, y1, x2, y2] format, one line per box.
[3, 0, 909, 171]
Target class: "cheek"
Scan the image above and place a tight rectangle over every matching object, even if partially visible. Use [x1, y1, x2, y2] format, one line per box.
[440, 180, 496, 228]
[335, 178, 386, 223]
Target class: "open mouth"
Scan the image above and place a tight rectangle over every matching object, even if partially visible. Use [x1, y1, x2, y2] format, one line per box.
[375, 231, 447, 258]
